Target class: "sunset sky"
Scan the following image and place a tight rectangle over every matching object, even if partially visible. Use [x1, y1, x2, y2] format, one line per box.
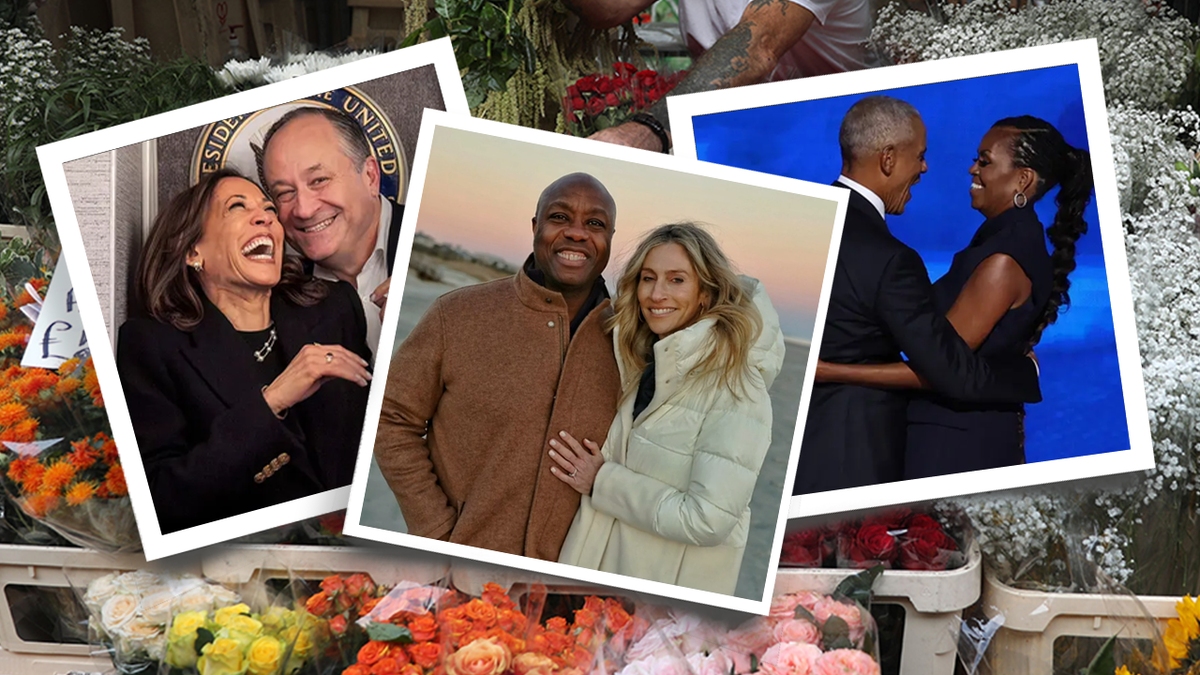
[411, 126, 841, 338]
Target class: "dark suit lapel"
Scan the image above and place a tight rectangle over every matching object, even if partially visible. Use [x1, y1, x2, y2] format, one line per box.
[181, 301, 263, 408]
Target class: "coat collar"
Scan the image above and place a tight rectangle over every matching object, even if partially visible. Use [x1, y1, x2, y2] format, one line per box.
[835, 180, 890, 235]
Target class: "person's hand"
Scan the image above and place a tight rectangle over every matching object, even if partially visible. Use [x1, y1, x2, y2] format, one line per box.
[370, 277, 391, 321]
[262, 343, 371, 416]
[589, 122, 666, 152]
[548, 430, 604, 495]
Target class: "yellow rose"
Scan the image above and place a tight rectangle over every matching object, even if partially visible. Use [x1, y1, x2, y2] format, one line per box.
[228, 615, 264, 636]
[246, 635, 285, 675]
[199, 637, 247, 675]
[165, 611, 208, 669]
[259, 606, 294, 633]
[214, 604, 253, 627]
[446, 637, 512, 675]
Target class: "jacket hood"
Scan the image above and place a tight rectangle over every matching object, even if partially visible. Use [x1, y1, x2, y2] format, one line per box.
[646, 276, 786, 391]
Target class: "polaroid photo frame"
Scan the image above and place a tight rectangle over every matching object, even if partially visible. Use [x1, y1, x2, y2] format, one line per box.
[36, 38, 469, 560]
[667, 39, 1153, 518]
[343, 109, 848, 614]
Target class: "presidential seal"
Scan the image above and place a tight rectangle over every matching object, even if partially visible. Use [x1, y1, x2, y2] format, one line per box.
[189, 87, 404, 202]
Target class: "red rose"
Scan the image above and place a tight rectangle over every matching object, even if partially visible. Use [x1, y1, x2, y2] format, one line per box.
[576, 76, 597, 92]
[781, 529, 826, 567]
[306, 591, 333, 616]
[613, 61, 636, 76]
[596, 76, 614, 94]
[571, 96, 585, 111]
[344, 573, 376, 598]
[857, 523, 898, 559]
[586, 97, 606, 116]
[567, 85, 580, 97]
[903, 513, 941, 533]
[899, 527, 957, 570]
[566, 111, 579, 123]
[604, 92, 620, 107]
[330, 614, 349, 636]
[358, 641, 393, 666]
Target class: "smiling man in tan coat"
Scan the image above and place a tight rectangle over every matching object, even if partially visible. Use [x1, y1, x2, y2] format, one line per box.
[374, 173, 623, 561]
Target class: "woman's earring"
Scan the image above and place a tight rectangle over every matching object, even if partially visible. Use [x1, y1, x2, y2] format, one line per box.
[189, 261, 204, 272]
[1013, 192, 1028, 209]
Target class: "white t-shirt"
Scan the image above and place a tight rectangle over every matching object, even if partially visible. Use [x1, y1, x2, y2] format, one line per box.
[678, 0, 873, 80]
[313, 195, 391, 360]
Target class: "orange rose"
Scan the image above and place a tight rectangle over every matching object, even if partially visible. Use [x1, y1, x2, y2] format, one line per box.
[359, 596, 383, 617]
[357, 641, 393, 666]
[370, 657, 404, 675]
[321, 576, 346, 594]
[513, 652, 557, 675]
[545, 617, 568, 634]
[408, 614, 438, 642]
[572, 608, 597, 631]
[398, 665, 422, 675]
[603, 600, 631, 633]
[329, 615, 348, 636]
[344, 666, 371, 675]
[406, 643, 442, 670]
[496, 609, 526, 633]
[306, 591, 333, 616]
[445, 638, 511, 675]
[344, 573, 375, 598]
[480, 584, 514, 610]
[462, 600, 497, 628]
[582, 597, 603, 614]
[567, 645, 594, 670]
[445, 618, 473, 641]
[440, 606, 467, 623]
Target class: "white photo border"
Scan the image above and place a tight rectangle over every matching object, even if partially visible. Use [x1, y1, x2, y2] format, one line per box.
[666, 39, 1154, 518]
[36, 38, 470, 561]
[343, 109, 849, 616]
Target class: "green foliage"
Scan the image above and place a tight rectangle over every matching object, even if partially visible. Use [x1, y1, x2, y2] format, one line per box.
[833, 564, 884, 608]
[365, 622, 413, 644]
[1081, 634, 1116, 675]
[402, 0, 536, 108]
[0, 24, 233, 253]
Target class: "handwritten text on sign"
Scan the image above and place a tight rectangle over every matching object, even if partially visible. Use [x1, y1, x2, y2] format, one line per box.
[22, 257, 89, 369]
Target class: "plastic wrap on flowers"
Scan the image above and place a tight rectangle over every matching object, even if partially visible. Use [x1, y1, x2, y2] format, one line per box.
[782, 507, 972, 571]
[611, 568, 884, 675]
[0, 355, 138, 552]
[75, 570, 244, 674]
[334, 580, 631, 675]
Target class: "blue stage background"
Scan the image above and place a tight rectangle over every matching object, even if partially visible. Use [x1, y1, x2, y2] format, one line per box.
[690, 65, 1129, 463]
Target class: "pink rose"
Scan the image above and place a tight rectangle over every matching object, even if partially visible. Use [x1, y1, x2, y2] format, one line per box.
[812, 598, 866, 644]
[813, 649, 881, 675]
[687, 650, 734, 675]
[715, 646, 754, 675]
[773, 618, 821, 645]
[759, 642, 823, 675]
[771, 592, 824, 619]
[722, 616, 776, 656]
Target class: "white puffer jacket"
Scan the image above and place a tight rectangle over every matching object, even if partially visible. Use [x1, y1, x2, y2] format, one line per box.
[558, 278, 785, 595]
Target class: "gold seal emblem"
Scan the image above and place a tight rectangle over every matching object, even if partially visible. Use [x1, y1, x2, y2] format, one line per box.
[189, 86, 404, 202]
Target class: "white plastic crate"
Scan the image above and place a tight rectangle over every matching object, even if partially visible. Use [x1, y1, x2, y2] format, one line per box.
[199, 543, 450, 588]
[773, 541, 983, 675]
[0, 544, 200, 657]
[0, 647, 113, 675]
[981, 570, 1177, 674]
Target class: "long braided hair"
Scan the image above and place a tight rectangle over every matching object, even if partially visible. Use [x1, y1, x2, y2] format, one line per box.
[993, 116, 1094, 348]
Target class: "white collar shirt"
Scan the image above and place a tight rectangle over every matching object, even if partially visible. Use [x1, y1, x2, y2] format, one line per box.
[313, 195, 391, 361]
[837, 174, 886, 222]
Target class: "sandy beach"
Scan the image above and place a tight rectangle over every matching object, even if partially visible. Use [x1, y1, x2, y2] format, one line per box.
[361, 265, 808, 601]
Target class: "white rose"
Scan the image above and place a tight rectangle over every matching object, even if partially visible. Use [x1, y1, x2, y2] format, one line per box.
[175, 586, 217, 614]
[138, 589, 177, 625]
[113, 617, 162, 643]
[101, 593, 139, 632]
[209, 584, 241, 608]
[115, 571, 164, 596]
[85, 573, 120, 614]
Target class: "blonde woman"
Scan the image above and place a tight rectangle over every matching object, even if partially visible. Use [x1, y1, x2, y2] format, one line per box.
[550, 222, 785, 594]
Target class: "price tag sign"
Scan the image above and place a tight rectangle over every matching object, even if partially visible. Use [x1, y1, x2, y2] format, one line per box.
[21, 257, 89, 369]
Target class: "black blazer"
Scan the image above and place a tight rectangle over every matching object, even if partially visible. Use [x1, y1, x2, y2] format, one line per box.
[116, 281, 370, 534]
[794, 184, 1041, 495]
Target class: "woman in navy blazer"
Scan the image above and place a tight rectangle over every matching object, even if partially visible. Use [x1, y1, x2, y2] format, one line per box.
[118, 168, 372, 534]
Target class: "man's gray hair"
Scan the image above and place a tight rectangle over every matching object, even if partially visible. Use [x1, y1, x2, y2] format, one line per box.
[839, 96, 921, 166]
[258, 107, 373, 184]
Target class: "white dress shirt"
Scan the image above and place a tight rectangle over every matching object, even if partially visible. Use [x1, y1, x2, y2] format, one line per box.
[836, 174, 886, 221]
[314, 195, 391, 360]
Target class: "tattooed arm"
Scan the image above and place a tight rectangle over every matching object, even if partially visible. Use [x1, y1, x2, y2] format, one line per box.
[589, 0, 818, 151]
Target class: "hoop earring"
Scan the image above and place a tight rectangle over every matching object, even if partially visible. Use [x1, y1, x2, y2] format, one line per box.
[1013, 192, 1028, 209]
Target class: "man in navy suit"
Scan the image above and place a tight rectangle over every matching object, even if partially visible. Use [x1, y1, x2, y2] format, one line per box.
[260, 107, 404, 358]
[794, 96, 1041, 494]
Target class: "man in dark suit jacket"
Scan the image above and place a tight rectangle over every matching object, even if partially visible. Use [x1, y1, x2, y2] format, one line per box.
[795, 96, 1041, 495]
[259, 107, 405, 358]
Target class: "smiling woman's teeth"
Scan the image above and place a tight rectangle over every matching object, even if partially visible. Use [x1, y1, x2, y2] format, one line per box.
[649, 308, 675, 315]
[241, 236, 275, 259]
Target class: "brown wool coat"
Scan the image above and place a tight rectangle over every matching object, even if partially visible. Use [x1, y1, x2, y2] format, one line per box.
[374, 269, 622, 560]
